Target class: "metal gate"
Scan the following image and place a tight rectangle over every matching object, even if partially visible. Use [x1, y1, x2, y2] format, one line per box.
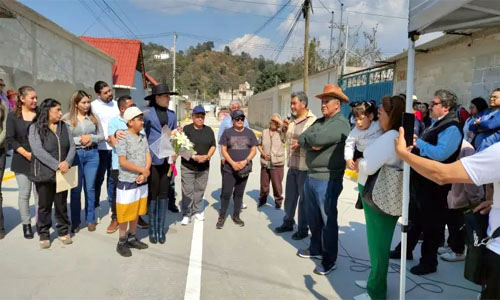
[338, 66, 394, 116]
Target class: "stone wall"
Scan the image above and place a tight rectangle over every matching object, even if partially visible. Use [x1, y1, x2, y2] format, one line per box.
[393, 28, 500, 106]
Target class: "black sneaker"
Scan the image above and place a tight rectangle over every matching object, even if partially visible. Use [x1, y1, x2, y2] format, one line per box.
[216, 217, 225, 229]
[274, 225, 294, 233]
[297, 249, 322, 260]
[232, 216, 245, 227]
[389, 249, 413, 260]
[117, 241, 132, 257]
[127, 234, 149, 250]
[257, 201, 266, 208]
[410, 263, 436, 275]
[313, 263, 337, 275]
[291, 232, 308, 240]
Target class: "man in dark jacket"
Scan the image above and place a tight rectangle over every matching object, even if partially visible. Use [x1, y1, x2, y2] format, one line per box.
[296, 84, 351, 275]
[391, 89, 463, 275]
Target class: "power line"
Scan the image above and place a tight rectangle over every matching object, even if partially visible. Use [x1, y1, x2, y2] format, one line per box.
[78, 0, 116, 36]
[316, 0, 331, 14]
[232, 0, 293, 53]
[223, 0, 407, 19]
[100, 0, 137, 38]
[272, 4, 302, 62]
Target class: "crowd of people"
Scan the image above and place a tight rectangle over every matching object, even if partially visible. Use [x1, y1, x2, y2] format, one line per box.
[0, 78, 499, 300]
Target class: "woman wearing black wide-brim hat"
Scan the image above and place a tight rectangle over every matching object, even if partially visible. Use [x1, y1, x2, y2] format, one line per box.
[143, 83, 178, 244]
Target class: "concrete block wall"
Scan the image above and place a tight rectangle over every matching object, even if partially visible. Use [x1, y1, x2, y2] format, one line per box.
[248, 68, 338, 130]
[0, 14, 113, 110]
[393, 28, 500, 107]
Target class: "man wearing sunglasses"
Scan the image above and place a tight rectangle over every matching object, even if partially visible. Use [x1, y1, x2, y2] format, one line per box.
[390, 89, 463, 275]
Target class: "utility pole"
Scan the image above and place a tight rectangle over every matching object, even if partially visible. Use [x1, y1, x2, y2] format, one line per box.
[328, 11, 334, 67]
[303, 0, 311, 94]
[337, 2, 344, 69]
[342, 21, 349, 76]
[171, 32, 177, 112]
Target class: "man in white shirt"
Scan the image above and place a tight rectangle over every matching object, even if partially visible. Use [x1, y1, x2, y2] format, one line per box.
[395, 127, 499, 300]
[91, 81, 119, 219]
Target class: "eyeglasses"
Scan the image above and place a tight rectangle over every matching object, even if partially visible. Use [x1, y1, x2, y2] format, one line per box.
[431, 101, 441, 106]
[233, 117, 245, 121]
[0, 84, 5, 87]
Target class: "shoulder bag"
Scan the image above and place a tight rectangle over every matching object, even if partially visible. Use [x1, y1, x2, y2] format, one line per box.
[362, 164, 403, 217]
[463, 208, 500, 284]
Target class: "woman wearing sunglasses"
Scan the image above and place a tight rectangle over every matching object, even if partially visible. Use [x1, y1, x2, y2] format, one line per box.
[217, 110, 258, 229]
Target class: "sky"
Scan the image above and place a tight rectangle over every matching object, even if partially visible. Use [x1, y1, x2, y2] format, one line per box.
[19, 0, 441, 63]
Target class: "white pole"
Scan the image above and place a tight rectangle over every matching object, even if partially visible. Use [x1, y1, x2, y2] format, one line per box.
[171, 33, 177, 112]
[400, 37, 415, 300]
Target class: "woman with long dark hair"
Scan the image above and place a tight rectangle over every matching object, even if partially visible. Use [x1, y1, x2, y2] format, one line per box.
[64, 90, 103, 233]
[354, 95, 405, 300]
[28, 99, 75, 249]
[6, 86, 38, 239]
[0, 100, 7, 239]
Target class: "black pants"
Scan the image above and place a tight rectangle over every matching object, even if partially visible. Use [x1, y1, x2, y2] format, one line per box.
[36, 182, 69, 240]
[220, 168, 248, 218]
[444, 208, 465, 254]
[481, 249, 500, 300]
[0, 149, 6, 232]
[149, 161, 171, 201]
[401, 183, 448, 268]
[110, 170, 119, 220]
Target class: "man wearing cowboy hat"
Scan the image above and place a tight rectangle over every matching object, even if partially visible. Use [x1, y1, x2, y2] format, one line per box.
[143, 83, 179, 244]
[296, 84, 351, 275]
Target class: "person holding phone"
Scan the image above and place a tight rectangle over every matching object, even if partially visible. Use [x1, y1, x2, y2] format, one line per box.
[390, 89, 463, 276]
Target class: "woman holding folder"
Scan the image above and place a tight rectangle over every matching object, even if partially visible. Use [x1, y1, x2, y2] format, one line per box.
[28, 99, 75, 249]
[64, 91, 103, 233]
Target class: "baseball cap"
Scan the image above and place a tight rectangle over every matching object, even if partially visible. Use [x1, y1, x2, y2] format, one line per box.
[193, 105, 206, 114]
[123, 106, 143, 122]
[230, 110, 245, 119]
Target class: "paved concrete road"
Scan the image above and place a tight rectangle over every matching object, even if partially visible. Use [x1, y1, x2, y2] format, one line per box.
[0, 124, 481, 300]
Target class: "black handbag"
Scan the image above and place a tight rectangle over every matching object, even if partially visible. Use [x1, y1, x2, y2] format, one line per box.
[29, 156, 56, 183]
[463, 210, 500, 284]
[236, 160, 252, 179]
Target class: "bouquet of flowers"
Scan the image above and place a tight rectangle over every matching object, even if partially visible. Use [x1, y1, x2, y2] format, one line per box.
[167, 128, 196, 176]
[171, 129, 196, 160]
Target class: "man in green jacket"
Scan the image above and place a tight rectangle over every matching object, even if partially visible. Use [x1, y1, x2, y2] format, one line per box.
[297, 84, 351, 275]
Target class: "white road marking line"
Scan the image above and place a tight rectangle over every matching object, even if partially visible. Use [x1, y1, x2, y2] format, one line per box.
[184, 218, 204, 300]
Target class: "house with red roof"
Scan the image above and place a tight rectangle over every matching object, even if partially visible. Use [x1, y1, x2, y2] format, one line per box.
[81, 36, 157, 108]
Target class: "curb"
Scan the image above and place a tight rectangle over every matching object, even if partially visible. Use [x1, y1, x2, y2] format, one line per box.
[2, 171, 15, 182]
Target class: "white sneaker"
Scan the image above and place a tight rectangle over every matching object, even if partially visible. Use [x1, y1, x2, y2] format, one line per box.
[353, 293, 372, 300]
[438, 246, 451, 255]
[194, 213, 205, 221]
[355, 280, 367, 289]
[181, 216, 190, 226]
[241, 203, 248, 209]
[440, 251, 466, 262]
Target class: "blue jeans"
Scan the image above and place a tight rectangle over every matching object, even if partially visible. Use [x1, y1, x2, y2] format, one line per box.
[304, 174, 343, 268]
[71, 149, 99, 225]
[95, 150, 114, 207]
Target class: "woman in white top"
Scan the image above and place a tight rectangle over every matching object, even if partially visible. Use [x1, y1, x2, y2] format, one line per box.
[353, 95, 405, 300]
